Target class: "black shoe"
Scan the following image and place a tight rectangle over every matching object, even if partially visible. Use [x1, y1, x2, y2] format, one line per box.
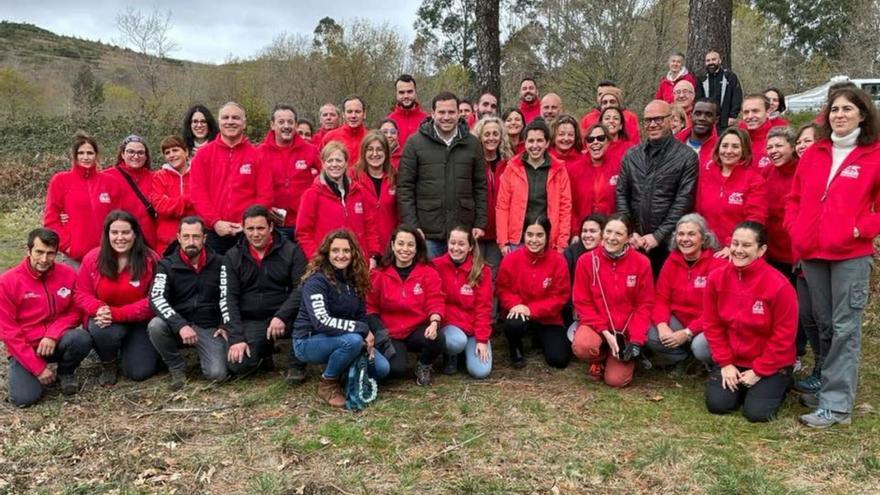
[169, 369, 187, 391]
[415, 362, 434, 386]
[99, 362, 118, 387]
[259, 357, 276, 372]
[285, 365, 306, 385]
[59, 373, 78, 395]
[442, 354, 459, 375]
[510, 346, 526, 369]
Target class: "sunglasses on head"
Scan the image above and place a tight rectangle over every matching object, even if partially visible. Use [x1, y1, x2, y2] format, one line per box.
[586, 134, 608, 143]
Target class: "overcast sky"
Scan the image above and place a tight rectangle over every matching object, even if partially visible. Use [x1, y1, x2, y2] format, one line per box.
[1, 0, 420, 64]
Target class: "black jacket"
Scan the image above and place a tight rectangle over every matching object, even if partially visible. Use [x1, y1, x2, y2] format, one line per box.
[293, 270, 369, 340]
[696, 68, 743, 130]
[220, 232, 308, 344]
[396, 118, 488, 240]
[149, 243, 223, 333]
[615, 135, 697, 244]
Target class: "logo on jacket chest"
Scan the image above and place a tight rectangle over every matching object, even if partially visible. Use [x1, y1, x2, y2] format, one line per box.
[752, 300, 765, 315]
[413, 283, 423, 295]
[130, 280, 141, 288]
[354, 202, 364, 214]
[626, 275, 637, 288]
[542, 277, 552, 289]
[98, 192, 111, 204]
[609, 175, 619, 186]
[728, 192, 744, 205]
[57, 287, 71, 298]
[239, 163, 252, 175]
[460, 284, 473, 296]
[841, 165, 861, 179]
[694, 276, 707, 288]
[758, 156, 772, 168]
[295, 160, 308, 170]
[388, 187, 396, 196]
[23, 291, 40, 300]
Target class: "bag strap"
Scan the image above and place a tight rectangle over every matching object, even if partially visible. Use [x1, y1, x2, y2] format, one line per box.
[116, 166, 158, 219]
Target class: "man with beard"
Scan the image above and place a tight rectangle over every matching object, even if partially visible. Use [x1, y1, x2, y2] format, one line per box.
[258, 105, 321, 239]
[696, 51, 743, 131]
[519, 77, 541, 124]
[675, 99, 719, 173]
[321, 96, 369, 166]
[476, 92, 499, 120]
[148, 217, 228, 390]
[312, 103, 340, 145]
[616, 100, 698, 276]
[387, 74, 428, 148]
[540, 93, 563, 126]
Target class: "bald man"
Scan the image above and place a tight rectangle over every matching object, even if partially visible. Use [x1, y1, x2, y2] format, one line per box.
[616, 100, 698, 275]
[673, 80, 696, 113]
[540, 93, 563, 124]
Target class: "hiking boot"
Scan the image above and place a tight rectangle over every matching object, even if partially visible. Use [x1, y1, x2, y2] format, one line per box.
[669, 359, 689, 378]
[415, 362, 434, 386]
[509, 344, 525, 369]
[317, 376, 345, 407]
[794, 370, 822, 394]
[169, 369, 187, 391]
[59, 373, 78, 395]
[588, 362, 605, 382]
[259, 357, 276, 372]
[799, 392, 819, 409]
[799, 408, 852, 428]
[442, 354, 459, 375]
[285, 364, 307, 385]
[99, 362, 118, 387]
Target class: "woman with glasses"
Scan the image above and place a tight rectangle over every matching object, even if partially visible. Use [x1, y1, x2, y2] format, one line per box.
[352, 131, 399, 251]
[571, 213, 654, 387]
[104, 135, 159, 250]
[379, 118, 402, 168]
[182, 104, 218, 156]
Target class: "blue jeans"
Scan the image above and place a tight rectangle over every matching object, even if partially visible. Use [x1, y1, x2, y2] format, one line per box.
[426, 240, 446, 260]
[294, 333, 364, 379]
[442, 325, 493, 379]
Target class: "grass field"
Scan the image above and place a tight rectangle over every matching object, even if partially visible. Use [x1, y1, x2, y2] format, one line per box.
[0, 206, 878, 495]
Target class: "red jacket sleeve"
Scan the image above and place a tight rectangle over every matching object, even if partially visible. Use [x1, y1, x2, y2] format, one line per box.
[360, 196, 382, 257]
[109, 262, 156, 322]
[651, 261, 674, 326]
[783, 168, 802, 235]
[295, 189, 319, 258]
[423, 267, 446, 320]
[702, 273, 734, 367]
[473, 266, 494, 343]
[0, 280, 46, 375]
[556, 170, 573, 251]
[254, 158, 274, 208]
[745, 172, 769, 225]
[855, 171, 880, 239]
[527, 257, 570, 321]
[74, 252, 106, 317]
[495, 172, 512, 247]
[43, 175, 71, 254]
[572, 254, 606, 333]
[150, 172, 188, 217]
[752, 281, 798, 377]
[189, 152, 221, 228]
[366, 270, 383, 314]
[627, 260, 655, 344]
[45, 304, 82, 341]
[495, 256, 520, 311]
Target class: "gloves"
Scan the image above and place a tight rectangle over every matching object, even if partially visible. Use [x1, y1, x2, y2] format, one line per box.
[620, 343, 642, 362]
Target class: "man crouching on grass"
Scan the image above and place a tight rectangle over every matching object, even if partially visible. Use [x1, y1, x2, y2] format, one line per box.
[0, 228, 92, 407]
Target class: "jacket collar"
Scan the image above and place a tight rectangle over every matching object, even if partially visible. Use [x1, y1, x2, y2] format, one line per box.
[73, 162, 98, 178]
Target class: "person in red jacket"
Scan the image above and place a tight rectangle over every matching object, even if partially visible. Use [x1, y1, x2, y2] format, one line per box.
[259, 104, 322, 238]
[785, 87, 880, 428]
[44, 132, 125, 267]
[151, 136, 195, 255]
[496, 120, 572, 254]
[435, 227, 494, 378]
[378, 119, 403, 168]
[0, 228, 91, 407]
[366, 225, 446, 385]
[696, 127, 768, 252]
[472, 116, 512, 274]
[738, 94, 775, 175]
[104, 135, 159, 250]
[600, 107, 638, 164]
[655, 52, 697, 104]
[795, 123, 818, 158]
[296, 142, 381, 262]
[322, 96, 369, 166]
[571, 213, 654, 387]
[76, 210, 158, 386]
[190, 102, 274, 254]
[764, 88, 789, 128]
[497, 215, 571, 369]
[182, 104, 218, 157]
[646, 214, 724, 370]
[703, 221, 797, 422]
[675, 99, 720, 174]
[519, 77, 541, 124]
[386, 74, 428, 148]
[312, 103, 340, 145]
[296, 118, 314, 143]
[352, 131, 399, 251]
[571, 125, 621, 227]
[503, 108, 526, 155]
[580, 83, 641, 145]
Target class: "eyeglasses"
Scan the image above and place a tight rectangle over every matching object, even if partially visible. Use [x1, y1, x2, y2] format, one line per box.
[381, 128, 398, 135]
[643, 115, 670, 125]
[124, 149, 146, 156]
[585, 135, 608, 143]
[673, 90, 694, 96]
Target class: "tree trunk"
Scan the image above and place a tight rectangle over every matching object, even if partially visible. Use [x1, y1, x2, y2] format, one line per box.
[686, 0, 733, 76]
[474, 0, 501, 102]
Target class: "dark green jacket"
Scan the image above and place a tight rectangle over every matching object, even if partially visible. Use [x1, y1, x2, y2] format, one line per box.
[396, 118, 488, 240]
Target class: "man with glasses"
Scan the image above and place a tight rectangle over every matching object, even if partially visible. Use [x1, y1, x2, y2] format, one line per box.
[616, 100, 698, 277]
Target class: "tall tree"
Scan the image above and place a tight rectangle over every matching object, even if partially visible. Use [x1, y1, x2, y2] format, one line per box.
[686, 0, 733, 75]
[71, 64, 104, 116]
[413, 0, 477, 73]
[474, 0, 501, 99]
[753, 0, 860, 58]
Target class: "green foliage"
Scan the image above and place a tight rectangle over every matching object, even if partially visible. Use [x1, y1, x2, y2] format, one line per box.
[753, 0, 861, 58]
[71, 64, 105, 115]
[0, 68, 43, 119]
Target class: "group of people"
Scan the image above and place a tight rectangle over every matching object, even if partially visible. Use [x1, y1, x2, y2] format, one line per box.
[1, 50, 877, 429]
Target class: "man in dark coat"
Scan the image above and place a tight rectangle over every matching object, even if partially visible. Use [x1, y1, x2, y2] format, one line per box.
[396, 91, 488, 258]
[696, 50, 743, 131]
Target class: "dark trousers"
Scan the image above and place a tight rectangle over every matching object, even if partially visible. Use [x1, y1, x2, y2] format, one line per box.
[7, 328, 92, 407]
[646, 242, 669, 280]
[768, 259, 811, 357]
[206, 231, 240, 256]
[227, 319, 297, 377]
[89, 320, 159, 381]
[502, 318, 571, 369]
[388, 323, 446, 377]
[705, 365, 791, 422]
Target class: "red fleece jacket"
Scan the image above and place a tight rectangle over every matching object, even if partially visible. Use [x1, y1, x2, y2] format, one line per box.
[386, 103, 428, 148]
[366, 263, 445, 339]
[434, 253, 493, 343]
[496, 248, 570, 326]
[653, 249, 726, 335]
[74, 247, 156, 323]
[321, 124, 368, 167]
[151, 164, 195, 254]
[696, 161, 768, 245]
[258, 130, 322, 226]
[104, 163, 158, 249]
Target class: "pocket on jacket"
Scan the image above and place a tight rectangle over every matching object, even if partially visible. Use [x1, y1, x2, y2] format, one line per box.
[850, 280, 869, 310]
[459, 198, 474, 211]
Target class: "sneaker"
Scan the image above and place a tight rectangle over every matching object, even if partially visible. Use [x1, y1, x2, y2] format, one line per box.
[415, 362, 433, 386]
[59, 374, 78, 395]
[800, 408, 852, 428]
[285, 365, 307, 385]
[794, 367, 822, 394]
[588, 362, 605, 382]
[169, 369, 187, 391]
[510, 346, 526, 369]
[799, 392, 819, 409]
[442, 354, 458, 375]
[99, 362, 118, 387]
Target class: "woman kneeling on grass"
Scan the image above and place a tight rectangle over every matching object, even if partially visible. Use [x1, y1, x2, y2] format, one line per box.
[703, 221, 797, 422]
[366, 225, 446, 386]
[434, 226, 494, 378]
[293, 229, 390, 407]
[571, 213, 654, 387]
[496, 215, 571, 369]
